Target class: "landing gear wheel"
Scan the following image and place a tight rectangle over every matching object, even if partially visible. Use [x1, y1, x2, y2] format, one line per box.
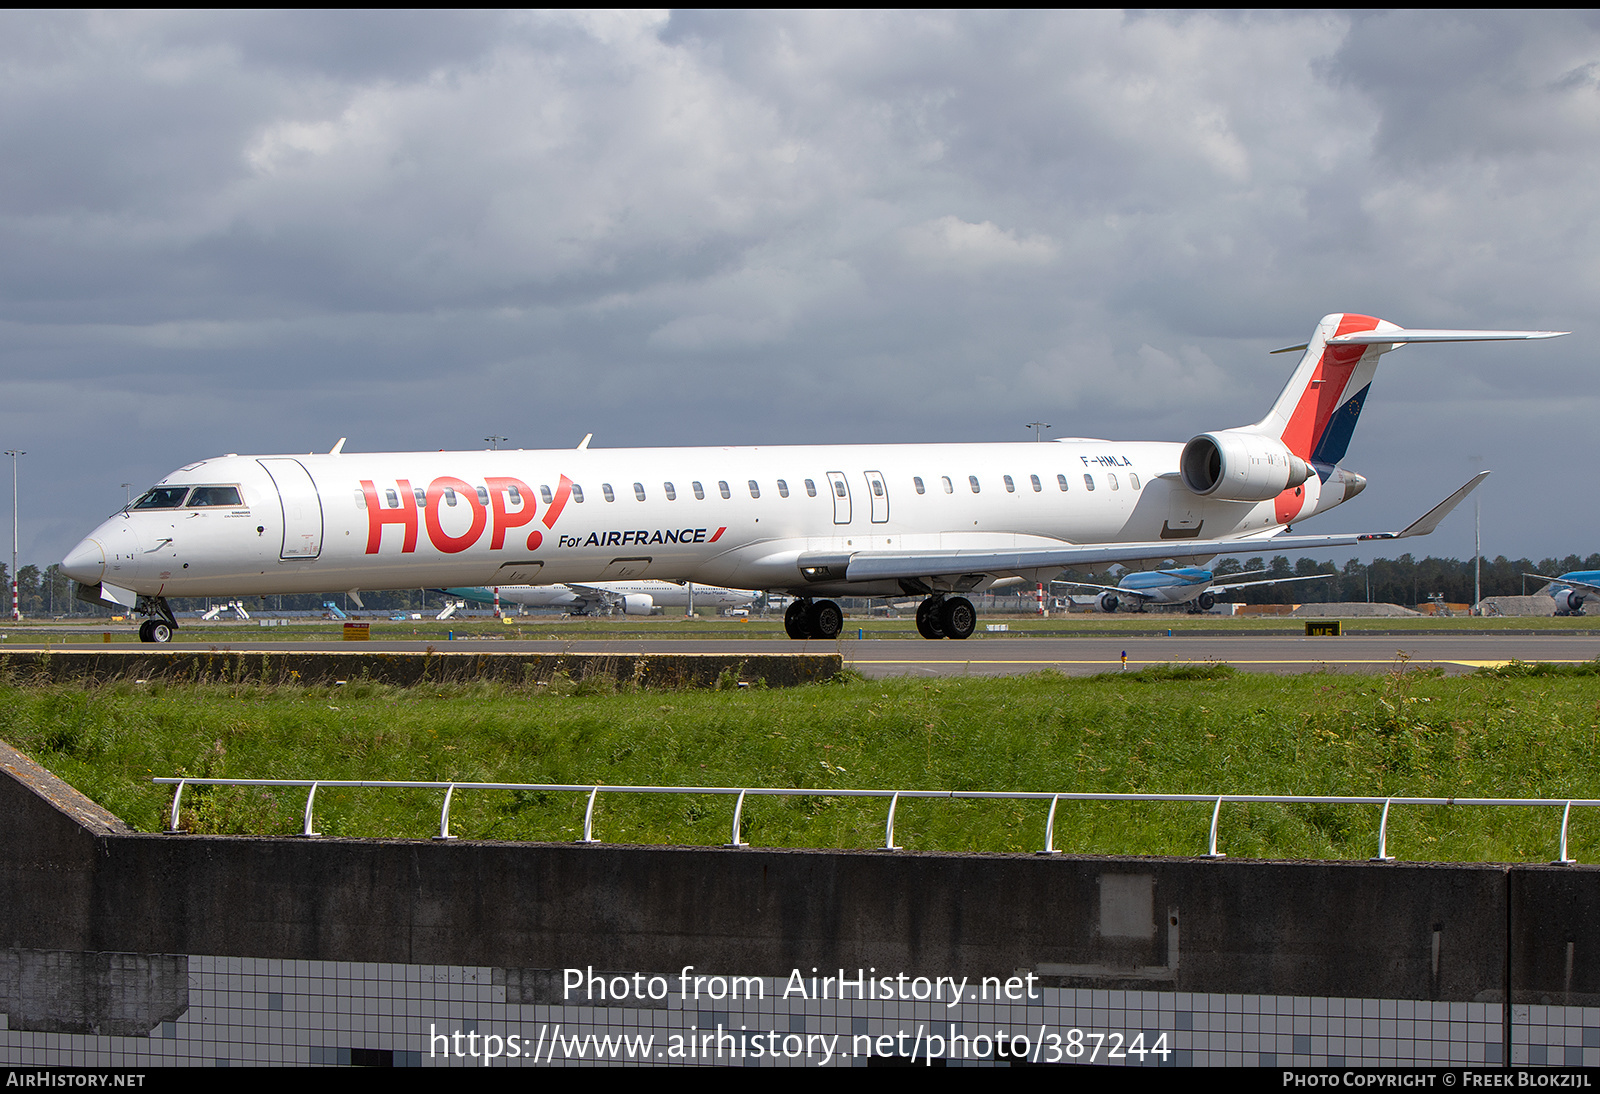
[938, 596, 976, 640]
[915, 598, 946, 640]
[807, 599, 843, 640]
[784, 600, 812, 639]
[139, 620, 173, 644]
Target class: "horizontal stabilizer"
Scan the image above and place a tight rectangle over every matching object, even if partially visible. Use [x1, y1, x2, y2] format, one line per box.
[1328, 329, 1568, 345]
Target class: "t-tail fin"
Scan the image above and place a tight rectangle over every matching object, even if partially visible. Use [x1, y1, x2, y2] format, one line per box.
[1246, 314, 1567, 465]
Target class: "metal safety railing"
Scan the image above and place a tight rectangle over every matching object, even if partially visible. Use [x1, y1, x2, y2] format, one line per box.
[152, 777, 1600, 863]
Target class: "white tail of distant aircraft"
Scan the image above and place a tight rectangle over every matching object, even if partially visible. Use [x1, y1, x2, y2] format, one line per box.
[60, 313, 1564, 643]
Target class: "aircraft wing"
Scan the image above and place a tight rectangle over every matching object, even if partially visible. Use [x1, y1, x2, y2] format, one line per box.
[1051, 579, 1158, 601]
[798, 473, 1488, 586]
[1523, 574, 1600, 597]
[1209, 573, 1333, 595]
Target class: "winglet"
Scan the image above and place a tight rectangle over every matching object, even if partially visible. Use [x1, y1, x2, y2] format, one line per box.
[577, 433, 592, 450]
[1386, 471, 1490, 540]
[330, 438, 346, 455]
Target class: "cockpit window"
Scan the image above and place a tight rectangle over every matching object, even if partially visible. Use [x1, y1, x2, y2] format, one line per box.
[186, 485, 243, 508]
[132, 487, 189, 509]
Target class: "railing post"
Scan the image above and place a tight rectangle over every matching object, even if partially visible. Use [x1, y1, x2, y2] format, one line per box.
[1038, 794, 1061, 855]
[1372, 798, 1395, 861]
[301, 782, 321, 837]
[1556, 800, 1577, 865]
[434, 783, 458, 841]
[1204, 796, 1226, 859]
[727, 789, 749, 848]
[165, 779, 187, 834]
[580, 786, 601, 844]
[883, 792, 901, 850]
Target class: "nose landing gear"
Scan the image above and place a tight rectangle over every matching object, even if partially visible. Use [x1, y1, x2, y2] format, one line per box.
[135, 596, 178, 643]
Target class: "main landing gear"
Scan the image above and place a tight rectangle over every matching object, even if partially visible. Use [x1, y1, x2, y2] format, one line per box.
[136, 596, 178, 644]
[914, 595, 976, 641]
[781, 594, 976, 641]
[784, 598, 844, 640]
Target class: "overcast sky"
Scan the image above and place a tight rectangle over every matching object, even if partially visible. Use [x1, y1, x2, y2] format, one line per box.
[3, 10, 1597, 570]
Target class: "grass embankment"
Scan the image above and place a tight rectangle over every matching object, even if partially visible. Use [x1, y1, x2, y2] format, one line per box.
[3, 663, 1599, 863]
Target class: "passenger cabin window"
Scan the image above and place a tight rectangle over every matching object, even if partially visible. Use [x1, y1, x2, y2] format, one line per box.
[664, 482, 676, 501]
[443, 487, 458, 506]
[571, 485, 585, 503]
[942, 476, 954, 494]
[748, 480, 760, 498]
[1129, 473, 1141, 490]
[1083, 474, 1095, 491]
[507, 485, 523, 505]
[718, 481, 731, 499]
[540, 485, 554, 505]
[777, 479, 789, 498]
[968, 475, 980, 494]
[476, 486, 491, 506]
[914, 476, 925, 495]
[1030, 474, 1042, 492]
[187, 485, 243, 507]
[805, 479, 817, 497]
[1108, 473, 1119, 491]
[385, 489, 400, 508]
[1003, 475, 1015, 493]
[355, 489, 367, 510]
[132, 487, 189, 509]
[1057, 474, 1069, 492]
[602, 484, 615, 502]
[634, 483, 646, 501]
[693, 481, 705, 500]
[414, 487, 427, 507]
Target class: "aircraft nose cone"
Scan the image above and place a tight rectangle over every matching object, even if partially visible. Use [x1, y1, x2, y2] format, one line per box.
[1344, 472, 1367, 500]
[60, 538, 106, 584]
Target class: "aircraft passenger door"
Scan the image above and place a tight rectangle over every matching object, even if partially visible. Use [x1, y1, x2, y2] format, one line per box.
[863, 470, 889, 523]
[826, 471, 852, 525]
[257, 458, 324, 560]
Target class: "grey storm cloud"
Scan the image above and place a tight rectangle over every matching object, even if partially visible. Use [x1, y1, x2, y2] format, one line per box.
[1, 10, 1597, 566]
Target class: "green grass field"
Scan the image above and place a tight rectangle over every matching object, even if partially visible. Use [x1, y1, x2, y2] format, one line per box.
[4, 661, 1599, 864]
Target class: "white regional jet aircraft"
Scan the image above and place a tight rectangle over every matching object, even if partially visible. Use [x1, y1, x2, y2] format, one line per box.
[60, 313, 1564, 643]
[441, 580, 758, 615]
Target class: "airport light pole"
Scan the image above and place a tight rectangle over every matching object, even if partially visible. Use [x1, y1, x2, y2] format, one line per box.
[6, 449, 21, 621]
[1470, 454, 1481, 615]
[485, 436, 507, 451]
[1026, 422, 1050, 443]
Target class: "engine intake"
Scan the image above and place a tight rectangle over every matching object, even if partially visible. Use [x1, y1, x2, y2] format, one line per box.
[1180, 431, 1313, 502]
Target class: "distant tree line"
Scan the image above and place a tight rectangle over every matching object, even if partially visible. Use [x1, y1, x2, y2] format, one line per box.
[3, 553, 1595, 618]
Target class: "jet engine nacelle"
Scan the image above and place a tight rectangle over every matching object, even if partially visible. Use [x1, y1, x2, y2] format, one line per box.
[1097, 592, 1120, 613]
[1180, 430, 1314, 502]
[621, 594, 655, 616]
[1554, 589, 1586, 615]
